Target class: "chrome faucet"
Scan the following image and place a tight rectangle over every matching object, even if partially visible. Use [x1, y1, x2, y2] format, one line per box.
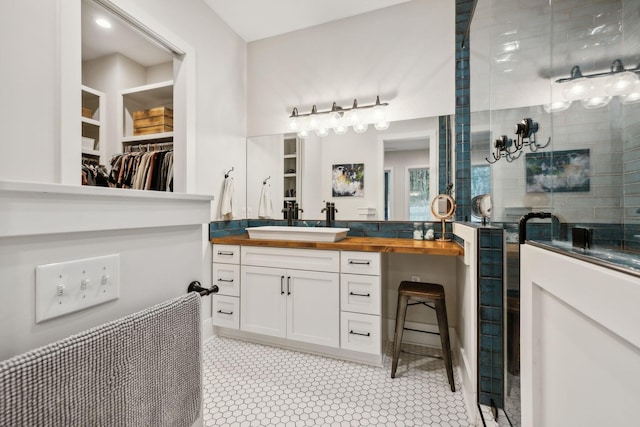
[321, 201, 338, 227]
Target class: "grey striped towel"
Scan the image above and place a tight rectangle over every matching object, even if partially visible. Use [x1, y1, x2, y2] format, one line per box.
[0, 292, 201, 427]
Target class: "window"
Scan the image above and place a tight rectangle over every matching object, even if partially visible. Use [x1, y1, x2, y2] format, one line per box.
[471, 164, 491, 196]
[408, 167, 430, 220]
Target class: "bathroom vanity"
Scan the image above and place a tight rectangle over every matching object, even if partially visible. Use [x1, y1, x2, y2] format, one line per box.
[210, 234, 465, 365]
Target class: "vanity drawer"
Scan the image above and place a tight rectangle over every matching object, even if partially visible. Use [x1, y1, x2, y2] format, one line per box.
[340, 312, 381, 355]
[241, 246, 339, 272]
[340, 251, 381, 276]
[341, 273, 381, 315]
[213, 244, 240, 264]
[212, 295, 240, 329]
[212, 263, 240, 297]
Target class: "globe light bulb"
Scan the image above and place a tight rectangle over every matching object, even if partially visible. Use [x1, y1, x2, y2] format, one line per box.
[289, 116, 300, 132]
[604, 71, 639, 96]
[307, 114, 320, 130]
[621, 81, 640, 104]
[543, 101, 571, 113]
[315, 127, 329, 137]
[580, 95, 611, 109]
[353, 122, 368, 134]
[327, 111, 342, 128]
[374, 121, 390, 130]
[562, 77, 593, 101]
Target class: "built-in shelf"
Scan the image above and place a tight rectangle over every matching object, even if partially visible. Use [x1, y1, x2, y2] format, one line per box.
[282, 134, 301, 218]
[81, 117, 101, 127]
[121, 80, 174, 145]
[81, 148, 101, 157]
[81, 85, 105, 167]
[122, 132, 174, 144]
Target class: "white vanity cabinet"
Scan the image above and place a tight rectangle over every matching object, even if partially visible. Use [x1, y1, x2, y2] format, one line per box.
[340, 251, 382, 356]
[240, 246, 340, 348]
[211, 244, 241, 329]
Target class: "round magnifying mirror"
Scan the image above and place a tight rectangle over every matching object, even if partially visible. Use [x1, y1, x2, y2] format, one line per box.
[471, 194, 492, 225]
[430, 194, 456, 241]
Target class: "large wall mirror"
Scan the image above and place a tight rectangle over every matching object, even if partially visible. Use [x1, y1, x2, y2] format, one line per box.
[79, 0, 185, 190]
[246, 116, 450, 222]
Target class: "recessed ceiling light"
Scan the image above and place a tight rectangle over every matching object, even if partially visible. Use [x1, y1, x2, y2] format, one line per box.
[95, 18, 111, 29]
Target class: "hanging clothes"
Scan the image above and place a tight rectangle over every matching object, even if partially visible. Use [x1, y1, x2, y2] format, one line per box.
[258, 182, 273, 218]
[220, 176, 235, 219]
[81, 161, 109, 187]
[109, 149, 173, 191]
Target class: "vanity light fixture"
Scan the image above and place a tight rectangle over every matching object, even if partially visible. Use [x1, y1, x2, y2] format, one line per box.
[289, 96, 390, 138]
[553, 59, 640, 110]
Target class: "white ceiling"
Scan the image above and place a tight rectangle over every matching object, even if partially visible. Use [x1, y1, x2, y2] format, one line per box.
[82, 0, 173, 67]
[203, 0, 413, 42]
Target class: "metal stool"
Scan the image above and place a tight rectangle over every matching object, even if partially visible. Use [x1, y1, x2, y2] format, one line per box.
[391, 281, 455, 392]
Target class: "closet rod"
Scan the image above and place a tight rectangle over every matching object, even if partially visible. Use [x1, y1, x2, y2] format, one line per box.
[125, 141, 174, 153]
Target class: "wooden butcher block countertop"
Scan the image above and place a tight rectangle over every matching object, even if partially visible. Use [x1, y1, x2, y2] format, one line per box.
[211, 234, 464, 256]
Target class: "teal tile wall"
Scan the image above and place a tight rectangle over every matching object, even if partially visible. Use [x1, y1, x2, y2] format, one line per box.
[439, 115, 451, 195]
[477, 226, 504, 408]
[455, 0, 473, 222]
[209, 219, 454, 241]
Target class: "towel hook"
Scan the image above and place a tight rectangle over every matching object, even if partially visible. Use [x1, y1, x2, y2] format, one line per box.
[225, 167, 234, 178]
[263, 176, 271, 184]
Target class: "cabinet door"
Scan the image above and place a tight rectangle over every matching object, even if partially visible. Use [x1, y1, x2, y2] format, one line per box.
[286, 269, 339, 348]
[241, 265, 286, 338]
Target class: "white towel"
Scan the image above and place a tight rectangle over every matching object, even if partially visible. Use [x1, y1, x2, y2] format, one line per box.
[258, 183, 273, 218]
[221, 176, 235, 218]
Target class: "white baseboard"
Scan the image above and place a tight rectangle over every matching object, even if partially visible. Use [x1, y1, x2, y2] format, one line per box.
[201, 316, 213, 342]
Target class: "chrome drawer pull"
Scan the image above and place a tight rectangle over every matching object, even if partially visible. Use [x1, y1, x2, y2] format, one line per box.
[217, 310, 233, 315]
[217, 278, 234, 283]
[349, 291, 371, 297]
[349, 330, 371, 337]
[348, 260, 371, 265]
[217, 251, 234, 256]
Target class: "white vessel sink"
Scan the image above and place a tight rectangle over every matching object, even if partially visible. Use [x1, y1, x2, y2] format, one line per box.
[246, 226, 350, 242]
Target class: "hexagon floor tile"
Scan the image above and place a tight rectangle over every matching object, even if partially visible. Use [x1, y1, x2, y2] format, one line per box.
[202, 336, 473, 426]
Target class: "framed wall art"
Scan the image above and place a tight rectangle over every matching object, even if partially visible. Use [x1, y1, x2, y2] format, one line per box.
[525, 149, 590, 193]
[332, 163, 364, 197]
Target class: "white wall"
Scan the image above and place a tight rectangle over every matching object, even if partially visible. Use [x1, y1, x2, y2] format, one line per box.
[0, 224, 205, 361]
[0, 0, 246, 360]
[246, 0, 455, 137]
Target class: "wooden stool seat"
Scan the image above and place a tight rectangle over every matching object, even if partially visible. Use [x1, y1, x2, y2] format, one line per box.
[391, 281, 455, 392]
[397, 281, 446, 300]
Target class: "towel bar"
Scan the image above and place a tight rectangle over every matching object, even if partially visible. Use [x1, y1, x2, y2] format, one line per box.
[187, 280, 219, 296]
